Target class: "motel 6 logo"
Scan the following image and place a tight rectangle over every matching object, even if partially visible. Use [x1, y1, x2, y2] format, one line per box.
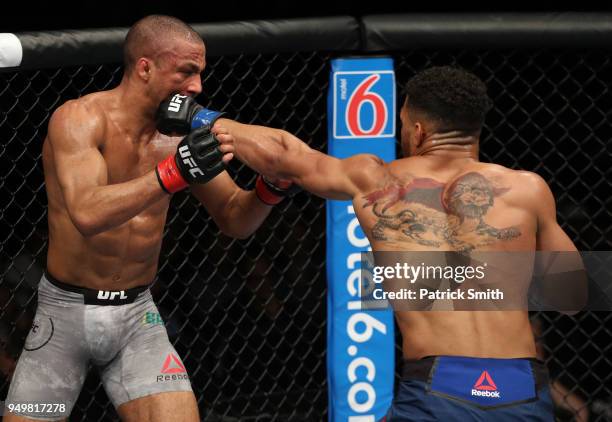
[333, 70, 395, 138]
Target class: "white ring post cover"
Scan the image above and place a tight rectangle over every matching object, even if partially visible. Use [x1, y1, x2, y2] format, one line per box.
[0, 33, 23, 68]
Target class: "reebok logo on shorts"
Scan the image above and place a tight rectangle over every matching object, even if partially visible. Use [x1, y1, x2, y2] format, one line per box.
[157, 353, 189, 382]
[431, 357, 534, 406]
[471, 370, 500, 398]
[161, 353, 186, 374]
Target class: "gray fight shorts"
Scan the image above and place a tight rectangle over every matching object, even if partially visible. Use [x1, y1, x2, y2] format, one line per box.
[5, 272, 192, 420]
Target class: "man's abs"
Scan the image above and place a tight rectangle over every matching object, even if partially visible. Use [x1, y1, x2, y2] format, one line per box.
[43, 141, 171, 289]
[46, 205, 168, 290]
[42, 92, 177, 290]
[396, 311, 536, 360]
[47, 218, 166, 290]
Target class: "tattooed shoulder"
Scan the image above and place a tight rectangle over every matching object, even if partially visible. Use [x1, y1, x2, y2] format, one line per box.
[362, 172, 521, 252]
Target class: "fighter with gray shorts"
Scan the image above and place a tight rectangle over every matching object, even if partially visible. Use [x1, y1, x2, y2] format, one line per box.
[5, 273, 192, 420]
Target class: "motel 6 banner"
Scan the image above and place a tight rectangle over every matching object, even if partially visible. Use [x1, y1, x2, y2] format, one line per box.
[326, 57, 396, 421]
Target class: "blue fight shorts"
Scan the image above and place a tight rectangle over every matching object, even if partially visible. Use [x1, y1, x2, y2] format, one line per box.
[384, 356, 553, 421]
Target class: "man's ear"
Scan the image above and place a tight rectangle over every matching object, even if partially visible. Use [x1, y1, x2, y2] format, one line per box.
[414, 121, 426, 149]
[136, 57, 152, 82]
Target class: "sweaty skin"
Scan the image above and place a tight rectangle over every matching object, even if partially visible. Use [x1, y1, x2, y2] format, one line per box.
[43, 38, 269, 292]
[10, 32, 275, 422]
[214, 103, 580, 360]
[44, 91, 175, 290]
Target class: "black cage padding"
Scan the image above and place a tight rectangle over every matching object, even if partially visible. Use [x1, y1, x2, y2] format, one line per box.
[1, 14, 611, 422]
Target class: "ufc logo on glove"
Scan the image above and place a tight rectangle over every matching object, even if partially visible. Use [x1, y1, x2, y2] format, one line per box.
[168, 94, 187, 112]
[178, 145, 205, 177]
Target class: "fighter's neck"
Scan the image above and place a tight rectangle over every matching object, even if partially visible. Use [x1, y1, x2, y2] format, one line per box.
[109, 83, 159, 140]
[416, 131, 479, 160]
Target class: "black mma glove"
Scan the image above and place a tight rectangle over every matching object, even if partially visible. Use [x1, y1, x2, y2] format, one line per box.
[156, 94, 225, 136]
[156, 127, 225, 193]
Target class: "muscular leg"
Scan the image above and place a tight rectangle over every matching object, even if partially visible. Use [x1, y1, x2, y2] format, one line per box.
[101, 296, 196, 421]
[117, 391, 199, 422]
[4, 281, 89, 422]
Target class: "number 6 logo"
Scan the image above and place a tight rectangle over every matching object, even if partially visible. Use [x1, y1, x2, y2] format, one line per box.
[346, 74, 388, 136]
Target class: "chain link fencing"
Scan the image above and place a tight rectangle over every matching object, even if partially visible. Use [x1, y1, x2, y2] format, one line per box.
[1, 46, 611, 421]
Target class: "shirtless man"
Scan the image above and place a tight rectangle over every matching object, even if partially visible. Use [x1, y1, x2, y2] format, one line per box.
[4, 15, 293, 422]
[213, 66, 581, 420]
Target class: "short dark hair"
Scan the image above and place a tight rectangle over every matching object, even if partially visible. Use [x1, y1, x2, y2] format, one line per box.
[403, 66, 493, 132]
[123, 15, 202, 72]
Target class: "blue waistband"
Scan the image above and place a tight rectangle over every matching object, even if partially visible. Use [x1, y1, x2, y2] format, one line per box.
[403, 356, 549, 408]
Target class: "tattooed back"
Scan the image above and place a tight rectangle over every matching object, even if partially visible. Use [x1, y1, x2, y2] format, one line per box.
[353, 156, 543, 359]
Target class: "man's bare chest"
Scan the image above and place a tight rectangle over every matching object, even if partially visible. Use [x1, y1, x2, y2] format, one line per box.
[102, 132, 179, 184]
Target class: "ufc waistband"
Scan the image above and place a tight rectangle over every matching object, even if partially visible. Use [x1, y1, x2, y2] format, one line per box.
[44, 271, 151, 306]
[402, 356, 549, 409]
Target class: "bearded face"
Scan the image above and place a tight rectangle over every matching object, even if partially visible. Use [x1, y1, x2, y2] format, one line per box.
[445, 173, 494, 219]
